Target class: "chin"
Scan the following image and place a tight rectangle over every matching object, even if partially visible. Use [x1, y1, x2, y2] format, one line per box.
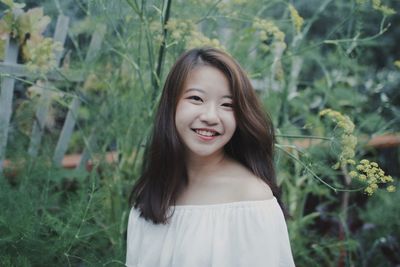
[187, 147, 224, 158]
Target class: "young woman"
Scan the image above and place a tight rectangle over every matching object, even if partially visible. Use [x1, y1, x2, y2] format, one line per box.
[126, 47, 295, 267]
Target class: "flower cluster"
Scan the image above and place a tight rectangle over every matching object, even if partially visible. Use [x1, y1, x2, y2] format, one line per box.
[149, 20, 164, 47]
[0, 0, 25, 41]
[23, 37, 62, 74]
[0, 2, 61, 73]
[288, 4, 304, 34]
[349, 159, 395, 195]
[252, 18, 286, 52]
[186, 31, 222, 50]
[165, 18, 224, 50]
[394, 60, 400, 69]
[372, 0, 396, 16]
[165, 19, 194, 41]
[355, 0, 396, 17]
[319, 109, 356, 169]
[320, 109, 396, 195]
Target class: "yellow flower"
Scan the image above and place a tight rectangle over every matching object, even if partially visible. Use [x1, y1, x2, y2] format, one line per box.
[351, 159, 395, 195]
[387, 185, 396, 192]
[372, 0, 396, 16]
[365, 186, 374, 195]
[288, 4, 304, 34]
[252, 18, 286, 50]
[358, 174, 367, 181]
[320, 109, 357, 169]
[349, 171, 358, 178]
[185, 31, 224, 50]
[165, 18, 224, 50]
[347, 159, 356, 165]
[165, 18, 194, 43]
[23, 37, 62, 74]
[370, 162, 378, 167]
[319, 111, 395, 196]
[383, 175, 394, 183]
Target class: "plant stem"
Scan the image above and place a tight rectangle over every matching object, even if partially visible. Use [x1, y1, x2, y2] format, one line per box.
[275, 144, 364, 193]
[276, 134, 333, 141]
[153, 0, 173, 102]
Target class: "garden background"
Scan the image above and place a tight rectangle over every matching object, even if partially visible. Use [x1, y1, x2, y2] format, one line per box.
[0, 0, 399, 266]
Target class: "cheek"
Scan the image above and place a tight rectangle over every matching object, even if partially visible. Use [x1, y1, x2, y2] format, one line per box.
[222, 112, 237, 132]
[175, 102, 192, 129]
[174, 106, 183, 130]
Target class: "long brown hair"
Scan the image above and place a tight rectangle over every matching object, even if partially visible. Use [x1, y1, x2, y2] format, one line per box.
[129, 47, 282, 224]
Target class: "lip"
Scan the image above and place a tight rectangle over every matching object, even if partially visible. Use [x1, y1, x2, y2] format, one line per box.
[191, 128, 220, 141]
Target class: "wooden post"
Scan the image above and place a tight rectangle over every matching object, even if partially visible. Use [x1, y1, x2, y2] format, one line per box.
[0, 38, 19, 173]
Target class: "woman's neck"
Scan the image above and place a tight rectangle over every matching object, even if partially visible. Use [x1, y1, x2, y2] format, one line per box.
[185, 151, 233, 184]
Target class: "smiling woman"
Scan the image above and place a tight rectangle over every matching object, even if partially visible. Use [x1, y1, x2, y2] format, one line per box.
[127, 47, 295, 267]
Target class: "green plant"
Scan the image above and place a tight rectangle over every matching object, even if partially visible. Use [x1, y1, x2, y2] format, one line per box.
[1, 0, 399, 266]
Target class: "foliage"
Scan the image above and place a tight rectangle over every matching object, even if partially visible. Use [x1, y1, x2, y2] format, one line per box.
[357, 187, 400, 266]
[0, 159, 127, 266]
[1, 0, 399, 266]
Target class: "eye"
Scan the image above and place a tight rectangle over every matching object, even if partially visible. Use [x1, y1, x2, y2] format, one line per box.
[187, 96, 203, 102]
[222, 103, 233, 108]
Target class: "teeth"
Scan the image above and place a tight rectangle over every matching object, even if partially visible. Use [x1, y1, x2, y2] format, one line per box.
[195, 129, 217, 137]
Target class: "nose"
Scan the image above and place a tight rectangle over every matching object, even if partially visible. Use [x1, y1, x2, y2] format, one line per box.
[199, 103, 219, 125]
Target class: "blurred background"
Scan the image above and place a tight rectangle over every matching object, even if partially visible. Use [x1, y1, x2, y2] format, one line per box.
[0, 0, 399, 266]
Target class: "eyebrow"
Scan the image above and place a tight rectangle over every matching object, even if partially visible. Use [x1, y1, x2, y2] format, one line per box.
[184, 88, 232, 99]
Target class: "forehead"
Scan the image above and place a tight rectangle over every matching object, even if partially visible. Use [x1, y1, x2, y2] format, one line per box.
[182, 65, 231, 95]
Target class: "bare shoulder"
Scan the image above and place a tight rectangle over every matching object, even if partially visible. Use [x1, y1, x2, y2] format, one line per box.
[237, 174, 274, 201]
[227, 160, 274, 201]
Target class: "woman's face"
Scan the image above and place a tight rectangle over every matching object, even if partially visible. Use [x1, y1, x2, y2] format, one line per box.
[175, 65, 237, 160]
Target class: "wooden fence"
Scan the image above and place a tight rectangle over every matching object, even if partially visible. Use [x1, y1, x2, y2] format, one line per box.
[0, 14, 107, 174]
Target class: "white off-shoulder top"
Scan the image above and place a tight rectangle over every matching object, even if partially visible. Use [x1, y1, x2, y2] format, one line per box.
[126, 197, 295, 267]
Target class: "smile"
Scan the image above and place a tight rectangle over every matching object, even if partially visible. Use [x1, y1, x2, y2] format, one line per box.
[191, 128, 220, 137]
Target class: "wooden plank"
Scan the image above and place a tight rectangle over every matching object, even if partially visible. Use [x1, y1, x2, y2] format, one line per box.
[85, 24, 106, 62]
[52, 96, 80, 165]
[62, 152, 117, 169]
[75, 25, 107, 169]
[27, 91, 51, 156]
[0, 37, 19, 173]
[0, 62, 85, 82]
[270, 42, 286, 91]
[366, 134, 400, 149]
[287, 56, 303, 99]
[28, 15, 70, 157]
[53, 15, 70, 65]
[52, 25, 106, 168]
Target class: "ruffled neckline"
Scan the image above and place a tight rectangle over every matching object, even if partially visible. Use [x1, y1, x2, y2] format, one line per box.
[172, 197, 276, 211]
